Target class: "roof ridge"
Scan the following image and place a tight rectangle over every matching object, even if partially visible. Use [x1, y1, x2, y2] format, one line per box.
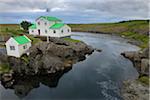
[38, 16, 62, 22]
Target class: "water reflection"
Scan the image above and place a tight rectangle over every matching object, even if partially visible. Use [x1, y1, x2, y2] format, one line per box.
[0, 68, 71, 98]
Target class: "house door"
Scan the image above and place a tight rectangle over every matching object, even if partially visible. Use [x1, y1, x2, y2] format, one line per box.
[38, 29, 40, 35]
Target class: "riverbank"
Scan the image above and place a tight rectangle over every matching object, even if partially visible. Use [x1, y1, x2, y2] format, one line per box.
[69, 20, 149, 48]
[121, 47, 149, 100]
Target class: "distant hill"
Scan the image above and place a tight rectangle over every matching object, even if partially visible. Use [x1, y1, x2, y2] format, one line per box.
[69, 20, 149, 35]
[69, 20, 149, 48]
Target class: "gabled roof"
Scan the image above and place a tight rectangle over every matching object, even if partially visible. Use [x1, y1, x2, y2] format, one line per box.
[29, 24, 36, 29]
[50, 23, 65, 29]
[38, 16, 62, 22]
[13, 35, 31, 45]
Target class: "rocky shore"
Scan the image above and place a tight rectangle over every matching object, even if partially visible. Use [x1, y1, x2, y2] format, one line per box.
[121, 48, 149, 100]
[0, 37, 94, 76]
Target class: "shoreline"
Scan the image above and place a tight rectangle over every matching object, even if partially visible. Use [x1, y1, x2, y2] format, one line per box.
[72, 30, 142, 48]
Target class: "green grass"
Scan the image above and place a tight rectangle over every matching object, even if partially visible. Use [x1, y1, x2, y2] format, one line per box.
[0, 24, 25, 36]
[0, 63, 11, 73]
[121, 32, 149, 48]
[138, 76, 149, 85]
[63, 38, 81, 43]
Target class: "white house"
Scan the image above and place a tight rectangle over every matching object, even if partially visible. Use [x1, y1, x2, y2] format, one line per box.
[29, 16, 71, 37]
[5, 35, 31, 58]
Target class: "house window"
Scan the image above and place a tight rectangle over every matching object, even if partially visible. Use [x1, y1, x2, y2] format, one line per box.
[10, 46, 15, 50]
[45, 22, 47, 25]
[68, 29, 70, 32]
[45, 30, 47, 33]
[38, 22, 40, 25]
[32, 30, 34, 32]
[61, 30, 63, 33]
[23, 45, 27, 49]
[53, 30, 56, 34]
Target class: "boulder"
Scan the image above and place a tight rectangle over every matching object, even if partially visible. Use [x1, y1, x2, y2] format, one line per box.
[121, 47, 149, 76]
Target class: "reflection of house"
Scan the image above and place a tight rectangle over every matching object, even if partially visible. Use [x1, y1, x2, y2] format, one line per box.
[5, 35, 31, 57]
[29, 16, 71, 37]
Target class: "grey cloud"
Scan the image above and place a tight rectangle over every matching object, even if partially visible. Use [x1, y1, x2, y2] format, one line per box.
[0, 0, 149, 19]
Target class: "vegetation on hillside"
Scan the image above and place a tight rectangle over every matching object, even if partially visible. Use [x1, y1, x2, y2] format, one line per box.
[0, 63, 11, 74]
[69, 20, 149, 48]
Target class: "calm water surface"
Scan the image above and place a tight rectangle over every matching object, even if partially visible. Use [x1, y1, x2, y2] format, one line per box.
[0, 32, 140, 100]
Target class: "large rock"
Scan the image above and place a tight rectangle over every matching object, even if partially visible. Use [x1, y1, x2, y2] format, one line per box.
[0, 37, 94, 75]
[121, 48, 149, 76]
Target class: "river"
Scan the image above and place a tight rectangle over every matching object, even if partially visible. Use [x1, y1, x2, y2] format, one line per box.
[0, 32, 140, 100]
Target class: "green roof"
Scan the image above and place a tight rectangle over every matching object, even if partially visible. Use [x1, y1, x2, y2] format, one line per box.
[40, 16, 61, 22]
[29, 24, 36, 29]
[50, 23, 65, 29]
[13, 36, 31, 45]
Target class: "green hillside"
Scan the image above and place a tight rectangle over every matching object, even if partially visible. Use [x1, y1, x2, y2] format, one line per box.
[69, 20, 149, 48]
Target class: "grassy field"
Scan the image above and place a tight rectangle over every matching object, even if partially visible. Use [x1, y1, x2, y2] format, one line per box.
[0, 24, 41, 45]
[69, 20, 149, 48]
[0, 24, 24, 36]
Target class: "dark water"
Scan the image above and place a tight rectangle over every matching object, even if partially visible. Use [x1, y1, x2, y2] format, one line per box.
[0, 32, 139, 100]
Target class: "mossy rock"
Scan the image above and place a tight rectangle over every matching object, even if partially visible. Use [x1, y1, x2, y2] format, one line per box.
[138, 76, 149, 85]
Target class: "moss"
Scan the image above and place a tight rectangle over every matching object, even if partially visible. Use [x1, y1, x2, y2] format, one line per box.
[138, 76, 149, 85]
[0, 63, 11, 73]
[63, 38, 81, 43]
[21, 55, 29, 64]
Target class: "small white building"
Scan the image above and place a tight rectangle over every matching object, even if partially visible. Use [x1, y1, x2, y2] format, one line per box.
[29, 16, 71, 37]
[5, 35, 31, 58]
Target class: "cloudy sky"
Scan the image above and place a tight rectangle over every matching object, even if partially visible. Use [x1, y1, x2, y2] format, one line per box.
[0, 0, 149, 23]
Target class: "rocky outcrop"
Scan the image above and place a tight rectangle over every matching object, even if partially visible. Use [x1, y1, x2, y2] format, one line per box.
[121, 48, 149, 76]
[121, 80, 149, 100]
[0, 37, 94, 75]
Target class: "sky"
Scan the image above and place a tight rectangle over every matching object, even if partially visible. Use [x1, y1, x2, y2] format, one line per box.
[0, 0, 149, 24]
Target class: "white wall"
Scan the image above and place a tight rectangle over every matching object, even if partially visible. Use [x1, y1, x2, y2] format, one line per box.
[36, 18, 55, 36]
[5, 38, 20, 57]
[18, 42, 31, 57]
[29, 29, 38, 36]
[5, 38, 32, 58]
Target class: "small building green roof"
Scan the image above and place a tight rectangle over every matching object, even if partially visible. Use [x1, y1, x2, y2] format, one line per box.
[40, 16, 62, 22]
[13, 35, 31, 45]
[29, 24, 36, 29]
[50, 23, 65, 29]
